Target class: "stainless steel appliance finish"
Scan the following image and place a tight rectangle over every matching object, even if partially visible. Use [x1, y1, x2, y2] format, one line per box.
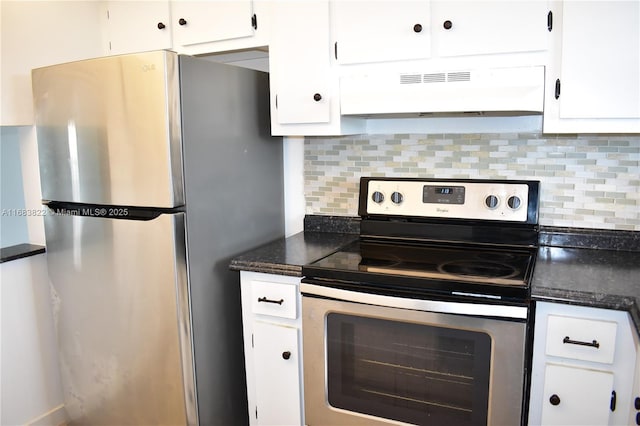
[32, 51, 284, 425]
[301, 177, 540, 426]
[302, 284, 528, 426]
[35, 52, 184, 208]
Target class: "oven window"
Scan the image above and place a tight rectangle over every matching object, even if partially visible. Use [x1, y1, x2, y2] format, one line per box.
[327, 313, 491, 425]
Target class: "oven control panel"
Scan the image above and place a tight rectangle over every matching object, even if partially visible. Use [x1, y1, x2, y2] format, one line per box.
[364, 179, 534, 222]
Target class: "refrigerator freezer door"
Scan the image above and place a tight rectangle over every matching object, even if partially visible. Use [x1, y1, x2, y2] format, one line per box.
[32, 51, 184, 208]
[44, 210, 196, 425]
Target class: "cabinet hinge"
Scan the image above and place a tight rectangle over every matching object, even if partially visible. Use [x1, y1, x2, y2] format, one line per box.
[251, 14, 258, 30]
[334, 41, 338, 60]
[555, 79, 561, 100]
[275, 95, 278, 109]
[547, 11, 553, 31]
[610, 390, 617, 411]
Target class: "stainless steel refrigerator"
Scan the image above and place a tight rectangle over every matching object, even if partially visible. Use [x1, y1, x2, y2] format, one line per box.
[32, 50, 284, 425]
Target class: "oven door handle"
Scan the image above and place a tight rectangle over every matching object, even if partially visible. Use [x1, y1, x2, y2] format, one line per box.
[300, 283, 528, 320]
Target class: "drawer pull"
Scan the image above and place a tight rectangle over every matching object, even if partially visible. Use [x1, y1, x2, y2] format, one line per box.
[563, 336, 600, 348]
[257, 296, 284, 305]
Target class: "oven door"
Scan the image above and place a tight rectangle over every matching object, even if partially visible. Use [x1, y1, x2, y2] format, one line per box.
[301, 283, 528, 426]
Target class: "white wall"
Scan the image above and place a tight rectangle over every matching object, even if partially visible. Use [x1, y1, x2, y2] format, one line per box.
[283, 137, 305, 236]
[0, 254, 65, 426]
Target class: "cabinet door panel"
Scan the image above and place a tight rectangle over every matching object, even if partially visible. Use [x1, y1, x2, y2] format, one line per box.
[431, 0, 547, 57]
[331, 1, 431, 64]
[253, 321, 302, 425]
[559, 1, 640, 119]
[105, 1, 172, 55]
[271, 0, 331, 125]
[541, 363, 613, 426]
[171, 0, 254, 47]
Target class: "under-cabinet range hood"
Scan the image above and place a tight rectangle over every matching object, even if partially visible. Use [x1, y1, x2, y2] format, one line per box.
[340, 65, 544, 117]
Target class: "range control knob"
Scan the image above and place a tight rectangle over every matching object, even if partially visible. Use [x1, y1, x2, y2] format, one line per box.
[391, 191, 404, 204]
[485, 195, 499, 209]
[372, 191, 384, 204]
[508, 196, 522, 210]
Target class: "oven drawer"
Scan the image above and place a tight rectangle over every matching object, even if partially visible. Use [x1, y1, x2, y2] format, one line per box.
[251, 280, 298, 319]
[546, 314, 617, 363]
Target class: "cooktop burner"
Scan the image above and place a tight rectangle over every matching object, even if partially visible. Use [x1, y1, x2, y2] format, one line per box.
[308, 240, 534, 287]
[437, 260, 519, 280]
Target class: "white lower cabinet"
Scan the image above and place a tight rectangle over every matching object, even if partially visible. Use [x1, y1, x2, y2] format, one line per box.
[240, 271, 304, 426]
[529, 302, 638, 426]
[253, 322, 302, 425]
[540, 364, 614, 425]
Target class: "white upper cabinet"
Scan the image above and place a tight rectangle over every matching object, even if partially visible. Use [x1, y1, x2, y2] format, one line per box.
[269, 0, 364, 136]
[544, 1, 640, 133]
[104, 1, 172, 55]
[1, 1, 103, 125]
[331, 1, 431, 64]
[170, 0, 255, 49]
[330, 0, 547, 65]
[102, 1, 270, 57]
[270, 1, 331, 127]
[430, 0, 548, 57]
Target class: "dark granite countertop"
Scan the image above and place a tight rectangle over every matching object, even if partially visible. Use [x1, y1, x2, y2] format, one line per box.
[229, 231, 358, 276]
[531, 246, 640, 333]
[0, 244, 46, 264]
[230, 216, 639, 334]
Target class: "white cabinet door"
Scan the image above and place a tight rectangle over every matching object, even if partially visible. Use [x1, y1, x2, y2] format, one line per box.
[171, 0, 254, 48]
[104, 1, 172, 55]
[270, 0, 331, 126]
[268, 0, 364, 135]
[543, 1, 640, 133]
[558, 1, 640, 119]
[431, 0, 548, 57]
[253, 321, 302, 426]
[331, 0, 431, 64]
[541, 363, 613, 426]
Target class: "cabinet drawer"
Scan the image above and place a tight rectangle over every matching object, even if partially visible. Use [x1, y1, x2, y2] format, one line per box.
[251, 280, 298, 319]
[546, 315, 617, 364]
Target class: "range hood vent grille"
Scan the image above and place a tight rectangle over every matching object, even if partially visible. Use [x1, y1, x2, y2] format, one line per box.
[400, 74, 422, 84]
[423, 73, 446, 83]
[447, 71, 471, 82]
[341, 65, 545, 117]
[402, 71, 471, 85]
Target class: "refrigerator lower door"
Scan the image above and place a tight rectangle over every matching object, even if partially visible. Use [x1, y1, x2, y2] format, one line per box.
[44, 210, 195, 425]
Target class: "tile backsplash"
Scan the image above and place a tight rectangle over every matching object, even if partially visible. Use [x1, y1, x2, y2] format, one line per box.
[305, 133, 640, 231]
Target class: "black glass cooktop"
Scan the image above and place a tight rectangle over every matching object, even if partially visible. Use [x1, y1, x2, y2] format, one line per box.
[303, 240, 537, 299]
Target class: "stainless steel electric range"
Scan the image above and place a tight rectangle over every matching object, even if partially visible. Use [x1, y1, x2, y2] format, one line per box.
[301, 177, 540, 426]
